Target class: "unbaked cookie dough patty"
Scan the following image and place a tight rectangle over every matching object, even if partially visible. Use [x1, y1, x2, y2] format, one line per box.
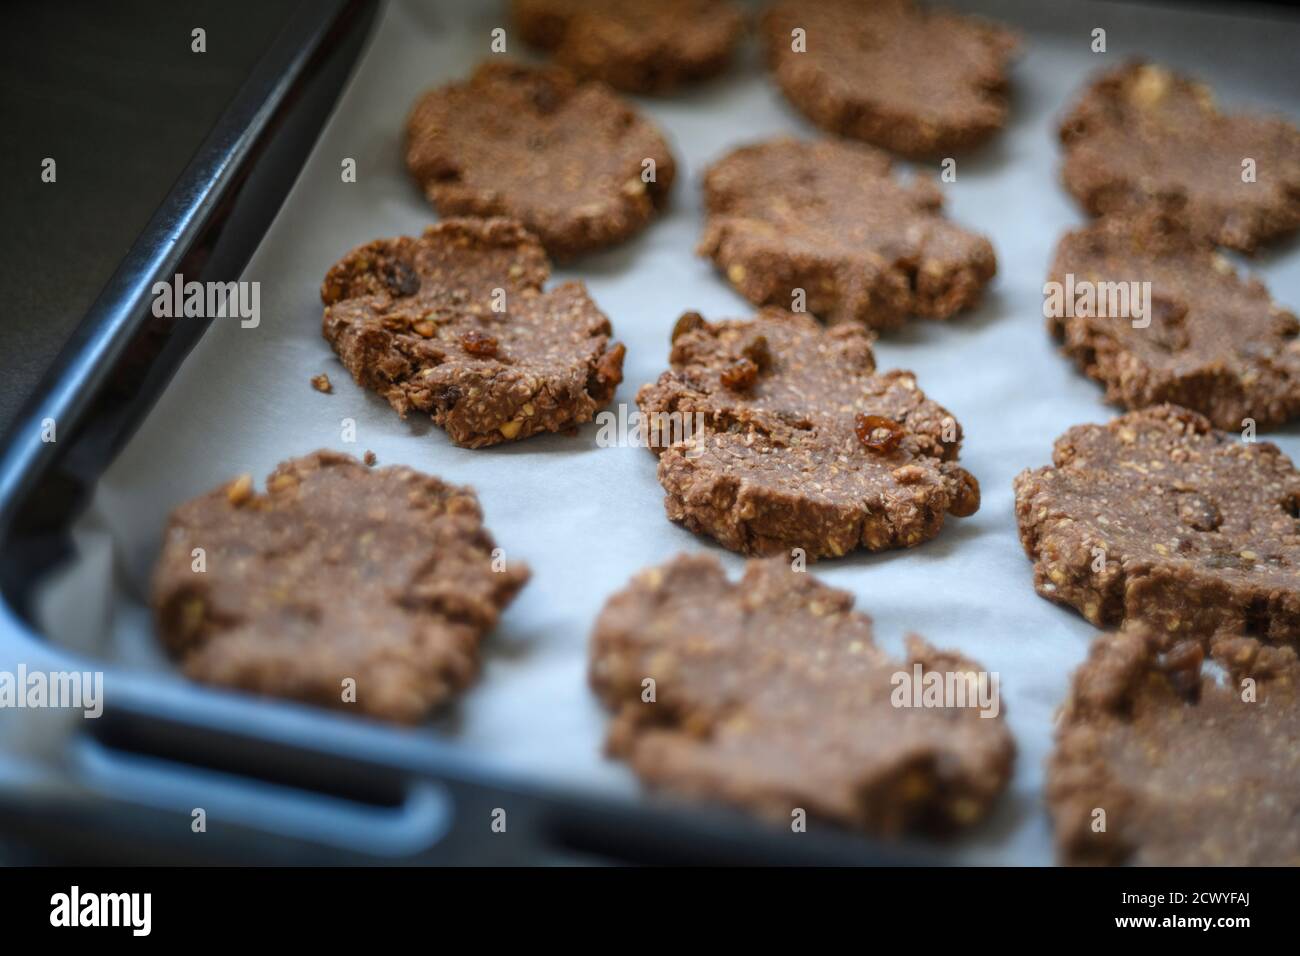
[1047, 209, 1300, 430]
[1059, 61, 1300, 253]
[700, 137, 996, 330]
[638, 309, 979, 559]
[151, 451, 530, 723]
[512, 0, 744, 94]
[1049, 627, 1300, 865]
[322, 217, 625, 448]
[760, 0, 1018, 158]
[1014, 405, 1300, 643]
[405, 60, 675, 260]
[590, 554, 1015, 835]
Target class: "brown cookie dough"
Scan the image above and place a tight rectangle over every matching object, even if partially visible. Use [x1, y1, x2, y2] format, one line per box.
[591, 555, 1014, 834]
[1014, 405, 1300, 643]
[699, 137, 996, 330]
[637, 309, 979, 559]
[1048, 209, 1300, 431]
[322, 217, 625, 448]
[1048, 627, 1300, 865]
[760, 0, 1018, 158]
[405, 60, 675, 260]
[151, 451, 530, 723]
[1059, 61, 1300, 253]
[512, 0, 744, 94]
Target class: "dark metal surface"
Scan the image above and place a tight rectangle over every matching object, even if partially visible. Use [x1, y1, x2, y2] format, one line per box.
[0, 0, 301, 437]
[0, 0, 368, 517]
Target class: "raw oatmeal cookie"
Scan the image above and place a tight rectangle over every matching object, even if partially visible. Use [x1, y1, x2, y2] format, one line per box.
[1014, 405, 1300, 643]
[151, 451, 530, 723]
[1048, 627, 1300, 865]
[512, 0, 744, 94]
[591, 554, 1014, 835]
[700, 137, 996, 330]
[637, 308, 980, 559]
[1047, 208, 1300, 430]
[405, 60, 675, 260]
[1059, 61, 1300, 253]
[760, 0, 1018, 158]
[321, 217, 625, 448]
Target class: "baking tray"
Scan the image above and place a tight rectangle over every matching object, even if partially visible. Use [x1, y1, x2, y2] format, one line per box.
[2, 0, 1298, 866]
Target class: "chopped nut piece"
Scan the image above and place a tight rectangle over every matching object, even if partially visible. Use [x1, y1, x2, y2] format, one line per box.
[226, 475, 254, 506]
[267, 474, 300, 493]
[179, 598, 206, 637]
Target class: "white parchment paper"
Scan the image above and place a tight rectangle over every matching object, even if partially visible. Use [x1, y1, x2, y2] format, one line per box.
[38, 0, 1300, 863]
